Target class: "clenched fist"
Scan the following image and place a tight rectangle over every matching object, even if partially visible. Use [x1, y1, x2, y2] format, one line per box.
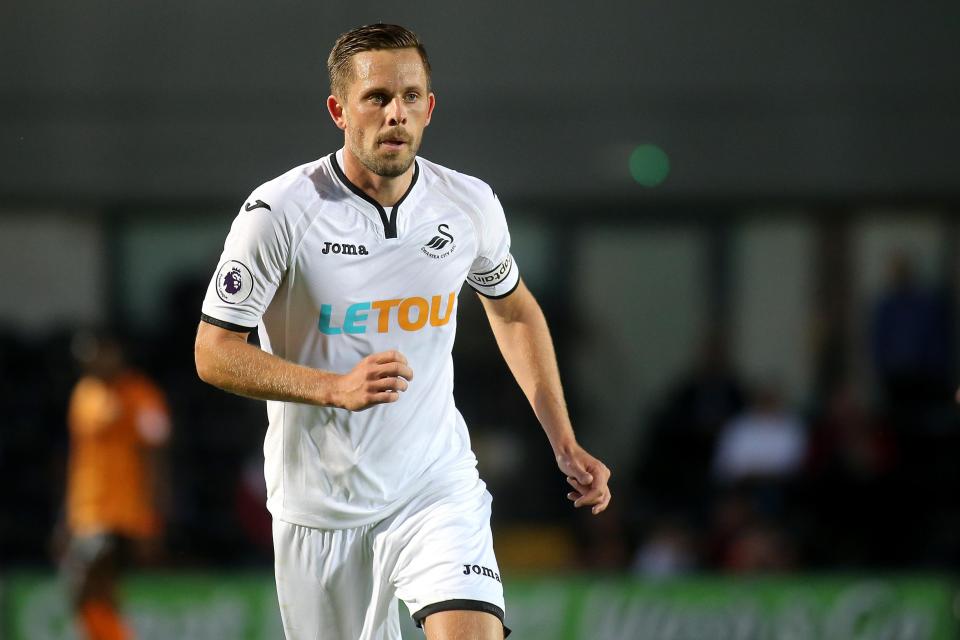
[332, 351, 414, 411]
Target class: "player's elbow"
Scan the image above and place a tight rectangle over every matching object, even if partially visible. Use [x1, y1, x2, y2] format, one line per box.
[193, 330, 220, 386]
[195, 321, 251, 388]
[194, 340, 213, 384]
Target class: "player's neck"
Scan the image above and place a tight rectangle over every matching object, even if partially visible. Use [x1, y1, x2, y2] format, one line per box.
[341, 149, 414, 208]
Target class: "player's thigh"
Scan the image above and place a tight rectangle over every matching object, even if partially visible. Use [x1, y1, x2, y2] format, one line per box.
[387, 479, 508, 635]
[423, 609, 504, 640]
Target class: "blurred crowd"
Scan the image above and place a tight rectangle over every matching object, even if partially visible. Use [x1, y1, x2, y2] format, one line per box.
[623, 253, 959, 576]
[1, 254, 959, 578]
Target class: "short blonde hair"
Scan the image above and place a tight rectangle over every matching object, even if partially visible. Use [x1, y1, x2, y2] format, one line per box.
[327, 23, 431, 99]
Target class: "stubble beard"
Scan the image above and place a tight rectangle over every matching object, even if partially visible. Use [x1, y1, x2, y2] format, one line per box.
[347, 127, 419, 178]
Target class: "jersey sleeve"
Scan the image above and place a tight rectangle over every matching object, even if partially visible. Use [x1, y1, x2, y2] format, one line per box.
[201, 191, 291, 331]
[466, 191, 521, 298]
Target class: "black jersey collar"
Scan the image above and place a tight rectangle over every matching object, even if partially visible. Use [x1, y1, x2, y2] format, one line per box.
[329, 150, 420, 240]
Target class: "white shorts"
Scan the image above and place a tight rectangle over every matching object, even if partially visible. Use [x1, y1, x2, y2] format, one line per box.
[273, 474, 508, 640]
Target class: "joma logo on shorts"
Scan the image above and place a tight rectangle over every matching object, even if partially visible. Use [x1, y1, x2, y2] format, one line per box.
[321, 241, 368, 255]
[462, 564, 501, 583]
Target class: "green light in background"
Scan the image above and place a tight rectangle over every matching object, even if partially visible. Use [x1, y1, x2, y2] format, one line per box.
[629, 144, 670, 187]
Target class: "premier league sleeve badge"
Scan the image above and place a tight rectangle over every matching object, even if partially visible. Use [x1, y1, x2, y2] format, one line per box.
[215, 260, 255, 304]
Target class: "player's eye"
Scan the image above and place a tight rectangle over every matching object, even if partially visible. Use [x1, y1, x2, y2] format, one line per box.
[404, 93, 419, 103]
[368, 93, 387, 105]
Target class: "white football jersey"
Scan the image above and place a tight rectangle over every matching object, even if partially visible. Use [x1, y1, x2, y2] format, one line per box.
[201, 149, 520, 529]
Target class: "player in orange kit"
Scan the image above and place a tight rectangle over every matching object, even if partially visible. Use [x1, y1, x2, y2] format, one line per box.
[59, 331, 171, 640]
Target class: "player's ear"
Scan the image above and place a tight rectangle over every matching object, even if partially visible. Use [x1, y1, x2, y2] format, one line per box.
[424, 92, 436, 128]
[327, 95, 347, 130]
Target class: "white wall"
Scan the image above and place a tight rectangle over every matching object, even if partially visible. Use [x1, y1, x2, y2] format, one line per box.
[731, 217, 816, 404]
[570, 227, 706, 468]
[0, 212, 105, 334]
[117, 214, 234, 329]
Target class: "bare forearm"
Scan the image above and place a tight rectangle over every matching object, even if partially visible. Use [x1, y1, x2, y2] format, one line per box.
[481, 282, 612, 514]
[195, 322, 414, 411]
[195, 325, 336, 405]
[483, 289, 577, 453]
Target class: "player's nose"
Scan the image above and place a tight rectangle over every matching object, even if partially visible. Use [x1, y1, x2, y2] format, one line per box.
[386, 97, 408, 126]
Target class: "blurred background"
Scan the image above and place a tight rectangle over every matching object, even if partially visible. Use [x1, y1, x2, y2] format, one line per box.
[2, 1, 960, 638]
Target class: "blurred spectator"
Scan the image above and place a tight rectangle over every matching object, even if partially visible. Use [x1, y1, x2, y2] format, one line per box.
[704, 490, 797, 573]
[631, 517, 697, 578]
[721, 521, 797, 573]
[56, 330, 172, 640]
[805, 381, 900, 566]
[703, 489, 755, 568]
[575, 502, 631, 571]
[870, 251, 952, 430]
[807, 381, 897, 481]
[636, 333, 745, 511]
[712, 383, 807, 483]
[660, 332, 746, 438]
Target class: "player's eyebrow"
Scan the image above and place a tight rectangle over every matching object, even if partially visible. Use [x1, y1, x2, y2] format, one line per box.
[359, 85, 391, 97]
[359, 85, 424, 98]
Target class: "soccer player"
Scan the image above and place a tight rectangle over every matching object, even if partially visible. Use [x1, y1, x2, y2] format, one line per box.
[60, 331, 171, 640]
[194, 23, 611, 640]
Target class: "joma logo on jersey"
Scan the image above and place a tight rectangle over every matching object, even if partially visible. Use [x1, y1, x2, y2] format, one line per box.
[321, 241, 369, 256]
[462, 564, 501, 583]
[318, 293, 456, 335]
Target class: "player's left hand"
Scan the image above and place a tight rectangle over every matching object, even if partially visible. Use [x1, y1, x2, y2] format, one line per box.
[556, 443, 611, 515]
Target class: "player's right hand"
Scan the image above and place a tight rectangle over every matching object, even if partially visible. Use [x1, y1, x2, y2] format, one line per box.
[332, 350, 414, 411]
